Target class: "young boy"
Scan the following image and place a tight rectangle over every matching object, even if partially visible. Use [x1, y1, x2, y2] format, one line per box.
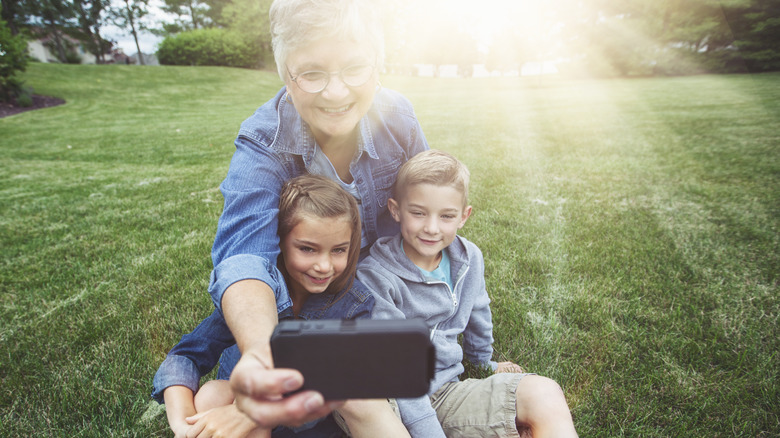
[356, 150, 578, 438]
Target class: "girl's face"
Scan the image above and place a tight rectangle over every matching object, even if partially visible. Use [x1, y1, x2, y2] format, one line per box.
[281, 215, 352, 299]
[284, 37, 377, 147]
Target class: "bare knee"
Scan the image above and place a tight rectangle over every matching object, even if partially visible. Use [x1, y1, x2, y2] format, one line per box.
[515, 376, 572, 422]
[195, 379, 235, 412]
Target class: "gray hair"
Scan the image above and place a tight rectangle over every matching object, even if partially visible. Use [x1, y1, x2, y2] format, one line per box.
[270, 0, 386, 80]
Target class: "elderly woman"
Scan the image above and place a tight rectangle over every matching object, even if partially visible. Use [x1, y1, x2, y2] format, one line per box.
[210, 0, 427, 433]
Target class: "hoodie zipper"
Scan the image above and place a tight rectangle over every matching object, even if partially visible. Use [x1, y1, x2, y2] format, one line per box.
[427, 264, 469, 341]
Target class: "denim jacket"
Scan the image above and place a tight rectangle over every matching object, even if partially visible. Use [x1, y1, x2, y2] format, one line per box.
[208, 87, 429, 312]
[151, 279, 375, 404]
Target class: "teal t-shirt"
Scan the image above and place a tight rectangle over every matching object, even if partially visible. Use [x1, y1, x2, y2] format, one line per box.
[418, 247, 453, 290]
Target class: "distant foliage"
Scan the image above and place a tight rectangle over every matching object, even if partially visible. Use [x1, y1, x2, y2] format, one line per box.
[157, 28, 263, 68]
[0, 14, 29, 102]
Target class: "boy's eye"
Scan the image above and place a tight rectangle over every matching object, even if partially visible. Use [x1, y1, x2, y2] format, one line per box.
[411, 211, 425, 217]
[442, 214, 456, 220]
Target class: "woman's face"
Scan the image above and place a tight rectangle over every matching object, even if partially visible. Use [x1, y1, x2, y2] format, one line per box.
[284, 37, 377, 147]
[281, 215, 352, 299]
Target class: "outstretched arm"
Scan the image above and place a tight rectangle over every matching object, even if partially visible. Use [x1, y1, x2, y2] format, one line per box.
[225, 279, 341, 429]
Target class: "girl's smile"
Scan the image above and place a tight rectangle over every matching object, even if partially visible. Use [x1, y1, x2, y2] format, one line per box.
[281, 215, 352, 299]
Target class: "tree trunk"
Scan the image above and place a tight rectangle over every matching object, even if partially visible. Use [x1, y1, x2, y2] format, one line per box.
[45, 20, 68, 62]
[94, 28, 105, 63]
[131, 26, 144, 65]
[125, 0, 144, 65]
[188, 1, 198, 29]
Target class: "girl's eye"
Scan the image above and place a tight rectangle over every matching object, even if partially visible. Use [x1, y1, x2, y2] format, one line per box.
[298, 246, 315, 253]
[332, 247, 348, 254]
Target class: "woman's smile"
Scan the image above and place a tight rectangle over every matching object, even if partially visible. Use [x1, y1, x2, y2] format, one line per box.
[284, 37, 377, 147]
[320, 103, 354, 114]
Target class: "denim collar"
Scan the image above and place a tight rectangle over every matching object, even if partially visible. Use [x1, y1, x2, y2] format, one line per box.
[277, 290, 339, 321]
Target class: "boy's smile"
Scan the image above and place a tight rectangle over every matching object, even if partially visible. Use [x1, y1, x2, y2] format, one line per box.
[389, 183, 472, 271]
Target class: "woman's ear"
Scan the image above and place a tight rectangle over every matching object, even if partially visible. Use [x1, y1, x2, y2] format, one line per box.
[388, 198, 401, 223]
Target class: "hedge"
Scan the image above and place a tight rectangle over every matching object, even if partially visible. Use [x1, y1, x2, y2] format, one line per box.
[157, 28, 263, 69]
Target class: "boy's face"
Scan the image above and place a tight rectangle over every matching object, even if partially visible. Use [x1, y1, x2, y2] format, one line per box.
[388, 183, 472, 271]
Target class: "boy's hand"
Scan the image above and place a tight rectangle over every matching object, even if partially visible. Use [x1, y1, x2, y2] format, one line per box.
[185, 404, 261, 438]
[495, 361, 524, 374]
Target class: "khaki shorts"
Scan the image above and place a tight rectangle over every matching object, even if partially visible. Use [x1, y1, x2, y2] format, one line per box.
[432, 372, 529, 438]
[335, 373, 529, 438]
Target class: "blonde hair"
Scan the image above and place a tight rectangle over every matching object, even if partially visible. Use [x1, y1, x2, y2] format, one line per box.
[269, 0, 385, 80]
[393, 150, 470, 207]
[278, 174, 361, 295]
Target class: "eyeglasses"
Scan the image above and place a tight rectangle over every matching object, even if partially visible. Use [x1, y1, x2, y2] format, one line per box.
[287, 63, 376, 94]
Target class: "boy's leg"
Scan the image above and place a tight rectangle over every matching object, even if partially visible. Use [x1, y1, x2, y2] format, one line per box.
[333, 399, 409, 438]
[431, 374, 527, 438]
[514, 375, 578, 438]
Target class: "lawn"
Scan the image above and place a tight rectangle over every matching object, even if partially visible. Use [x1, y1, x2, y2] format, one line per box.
[1, 63, 777, 437]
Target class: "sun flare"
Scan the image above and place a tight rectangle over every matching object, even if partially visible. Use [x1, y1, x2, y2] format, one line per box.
[391, 0, 566, 66]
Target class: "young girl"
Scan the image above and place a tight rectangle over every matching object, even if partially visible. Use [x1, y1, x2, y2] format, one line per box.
[152, 175, 408, 438]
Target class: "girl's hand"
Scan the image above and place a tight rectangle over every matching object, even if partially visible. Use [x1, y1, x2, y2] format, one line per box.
[184, 404, 262, 438]
[170, 420, 192, 438]
[495, 361, 524, 374]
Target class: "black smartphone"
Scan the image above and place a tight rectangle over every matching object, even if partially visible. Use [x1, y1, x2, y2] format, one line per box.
[270, 318, 435, 400]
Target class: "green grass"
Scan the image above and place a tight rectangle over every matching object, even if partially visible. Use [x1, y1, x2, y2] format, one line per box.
[1, 64, 778, 437]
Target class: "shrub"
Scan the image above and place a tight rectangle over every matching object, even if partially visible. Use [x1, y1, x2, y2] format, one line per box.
[0, 14, 29, 102]
[157, 28, 264, 69]
[15, 85, 33, 107]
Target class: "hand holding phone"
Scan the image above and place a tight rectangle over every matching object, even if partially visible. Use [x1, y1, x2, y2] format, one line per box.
[270, 319, 435, 400]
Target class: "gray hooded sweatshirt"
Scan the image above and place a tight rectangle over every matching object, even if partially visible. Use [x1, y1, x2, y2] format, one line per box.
[356, 233, 497, 437]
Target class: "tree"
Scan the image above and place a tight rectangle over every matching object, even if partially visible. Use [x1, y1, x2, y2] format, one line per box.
[158, 0, 210, 34]
[201, 0, 230, 28]
[1, 0, 27, 35]
[72, 0, 111, 63]
[726, 0, 780, 72]
[0, 11, 28, 102]
[25, 0, 77, 63]
[110, 0, 149, 64]
[552, 0, 758, 77]
[219, 0, 271, 65]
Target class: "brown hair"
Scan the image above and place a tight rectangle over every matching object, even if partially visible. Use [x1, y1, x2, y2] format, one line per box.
[278, 174, 361, 295]
[392, 149, 470, 206]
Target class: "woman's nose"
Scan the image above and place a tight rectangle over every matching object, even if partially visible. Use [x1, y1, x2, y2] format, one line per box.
[321, 74, 350, 100]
